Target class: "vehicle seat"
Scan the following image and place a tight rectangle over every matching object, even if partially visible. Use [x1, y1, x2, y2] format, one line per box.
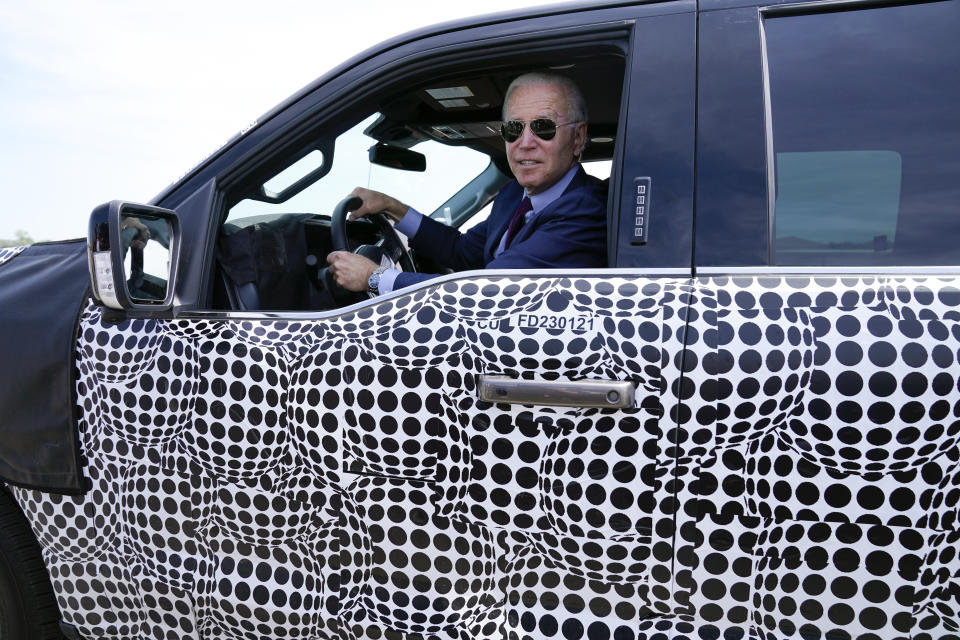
[217, 214, 316, 311]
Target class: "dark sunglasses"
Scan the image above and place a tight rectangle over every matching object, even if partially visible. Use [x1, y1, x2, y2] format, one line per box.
[500, 118, 581, 143]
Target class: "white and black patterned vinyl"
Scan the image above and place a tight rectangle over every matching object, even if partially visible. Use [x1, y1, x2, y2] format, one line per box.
[9, 274, 960, 639]
[0, 245, 26, 266]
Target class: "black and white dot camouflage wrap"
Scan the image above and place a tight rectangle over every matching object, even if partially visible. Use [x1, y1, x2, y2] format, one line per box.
[10, 274, 960, 639]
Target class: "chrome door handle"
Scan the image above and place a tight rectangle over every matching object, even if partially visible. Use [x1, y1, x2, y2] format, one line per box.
[477, 375, 635, 409]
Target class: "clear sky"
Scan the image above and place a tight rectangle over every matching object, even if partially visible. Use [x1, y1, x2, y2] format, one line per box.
[0, 0, 564, 242]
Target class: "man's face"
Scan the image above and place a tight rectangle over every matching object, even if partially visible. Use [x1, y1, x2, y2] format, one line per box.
[504, 83, 586, 196]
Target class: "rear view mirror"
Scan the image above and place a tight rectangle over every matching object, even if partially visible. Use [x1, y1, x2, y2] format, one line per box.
[87, 201, 181, 312]
[368, 143, 426, 171]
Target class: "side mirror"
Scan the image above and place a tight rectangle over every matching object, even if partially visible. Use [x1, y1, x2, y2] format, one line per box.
[87, 201, 181, 312]
[368, 143, 426, 172]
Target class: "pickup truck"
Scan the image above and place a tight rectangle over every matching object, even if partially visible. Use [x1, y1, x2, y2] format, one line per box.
[0, 0, 958, 638]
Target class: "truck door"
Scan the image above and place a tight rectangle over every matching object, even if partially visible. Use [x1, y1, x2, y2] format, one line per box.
[16, 4, 699, 640]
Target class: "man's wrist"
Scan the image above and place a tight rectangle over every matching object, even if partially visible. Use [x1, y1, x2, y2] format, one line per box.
[387, 199, 409, 223]
[367, 265, 388, 295]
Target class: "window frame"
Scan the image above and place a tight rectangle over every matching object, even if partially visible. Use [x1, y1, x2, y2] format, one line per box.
[152, 3, 701, 313]
[695, 0, 960, 274]
[612, 7, 697, 270]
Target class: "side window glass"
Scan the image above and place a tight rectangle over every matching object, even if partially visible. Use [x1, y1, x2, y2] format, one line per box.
[765, 1, 960, 266]
[775, 151, 901, 256]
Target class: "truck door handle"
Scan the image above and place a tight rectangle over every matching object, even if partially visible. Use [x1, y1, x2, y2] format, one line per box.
[477, 375, 635, 409]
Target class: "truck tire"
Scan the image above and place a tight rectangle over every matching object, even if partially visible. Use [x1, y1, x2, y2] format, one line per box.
[0, 488, 64, 639]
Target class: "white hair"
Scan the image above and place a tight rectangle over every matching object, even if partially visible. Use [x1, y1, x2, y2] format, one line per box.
[502, 72, 587, 123]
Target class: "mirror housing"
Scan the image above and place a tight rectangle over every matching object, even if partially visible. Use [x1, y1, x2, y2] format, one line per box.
[368, 143, 426, 172]
[87, 201, 181, 312]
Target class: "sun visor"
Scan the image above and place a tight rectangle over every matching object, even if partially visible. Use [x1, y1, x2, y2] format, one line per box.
[0, 241, 89, 493]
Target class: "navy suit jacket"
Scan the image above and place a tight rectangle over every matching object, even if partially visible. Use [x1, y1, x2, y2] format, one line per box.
[394, 166, 607, 289]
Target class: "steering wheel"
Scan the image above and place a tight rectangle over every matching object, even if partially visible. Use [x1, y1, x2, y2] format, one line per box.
[325, 196, 417, 302]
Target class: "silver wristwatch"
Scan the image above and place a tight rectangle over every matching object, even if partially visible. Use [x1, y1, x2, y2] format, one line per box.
[367, 266, 388, 295]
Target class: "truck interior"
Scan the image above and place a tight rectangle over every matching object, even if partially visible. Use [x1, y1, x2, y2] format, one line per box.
[211, 52, 626, 311]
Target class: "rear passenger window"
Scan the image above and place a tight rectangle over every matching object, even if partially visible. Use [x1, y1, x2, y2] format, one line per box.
[764, 1, 960, 266]
[775, 151, 901, 257]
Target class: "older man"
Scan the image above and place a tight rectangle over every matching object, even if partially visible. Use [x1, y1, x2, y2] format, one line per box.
[326, 72, 607, 295]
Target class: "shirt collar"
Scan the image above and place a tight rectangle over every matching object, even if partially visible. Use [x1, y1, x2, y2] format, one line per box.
[527, 164, 580, 213]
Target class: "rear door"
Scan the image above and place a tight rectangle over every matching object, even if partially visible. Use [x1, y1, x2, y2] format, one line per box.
[686, 0, 960, 637]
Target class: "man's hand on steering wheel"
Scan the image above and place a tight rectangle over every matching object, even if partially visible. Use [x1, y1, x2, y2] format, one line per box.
[346, 187, 408, 223]
[326, 251, 378, 292]
[321, 188, 418, 300]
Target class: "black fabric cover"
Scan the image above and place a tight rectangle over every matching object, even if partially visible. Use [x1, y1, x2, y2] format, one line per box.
[218, 214, 331, 310]
[0, 241, 88, 493]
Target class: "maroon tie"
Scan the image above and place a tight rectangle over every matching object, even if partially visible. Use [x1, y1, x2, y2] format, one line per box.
[503, 197, 533, 249]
